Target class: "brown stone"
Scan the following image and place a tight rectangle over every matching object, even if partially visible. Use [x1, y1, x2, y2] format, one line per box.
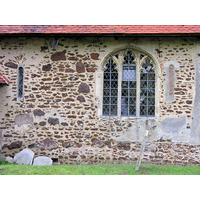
[4, 62, 18, 69]
[42, 64, 52, 71]
[39, 86, 51, 91]
[91, 138, 106, 148]
[63, 98, 75, 102]
[65, 68, 75, 73]
[68, 57, 78, 61]
[76, 62, 85, 73]
[77, 95, 86, 102]
[78, 83, 90, 93]
[51, 50, 66, 61]
[90, 53, 99, 60]
[39, 121, 46, 126]
[117, 143, 130, 151]
[28, 138, 59, 150]
[68, 115, 76, 119]
[8, 141, 22, 150]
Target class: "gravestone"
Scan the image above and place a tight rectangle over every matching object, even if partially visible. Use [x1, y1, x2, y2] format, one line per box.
[33, 156, 52, 166]
[13, 148, 34, 165]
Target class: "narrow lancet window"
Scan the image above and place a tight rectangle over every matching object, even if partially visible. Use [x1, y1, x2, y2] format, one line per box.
[18, 66, 24, 99]
[103, 59, 118, 116]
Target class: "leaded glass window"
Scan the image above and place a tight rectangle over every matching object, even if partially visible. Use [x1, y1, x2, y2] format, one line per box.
[103, 59, 118, 116]
[121, 51, 137, 117]
[101, 49, 156, 118]
[140, 59, 155, 116]
[18, 66, 24, 99]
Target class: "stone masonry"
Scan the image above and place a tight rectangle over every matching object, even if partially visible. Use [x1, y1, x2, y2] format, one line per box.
[0, 36, 200, 165]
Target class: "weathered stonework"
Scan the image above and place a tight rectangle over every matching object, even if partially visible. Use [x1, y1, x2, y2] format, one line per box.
[0, 36, 200, 165]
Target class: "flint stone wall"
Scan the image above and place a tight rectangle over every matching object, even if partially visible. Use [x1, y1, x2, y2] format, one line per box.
[0, 36, 200, 165]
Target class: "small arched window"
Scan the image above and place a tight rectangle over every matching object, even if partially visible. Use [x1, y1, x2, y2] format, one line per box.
[17, 65, 24, 99]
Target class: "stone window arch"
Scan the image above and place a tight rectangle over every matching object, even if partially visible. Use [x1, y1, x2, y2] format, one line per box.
[17, 64, 24, 100]
[96, 46, 160, 119]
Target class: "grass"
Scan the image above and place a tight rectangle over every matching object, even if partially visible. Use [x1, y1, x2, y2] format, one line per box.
[0, 163, 200, 175]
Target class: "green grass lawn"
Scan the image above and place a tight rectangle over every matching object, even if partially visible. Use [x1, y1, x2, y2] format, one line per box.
[0, 163, 200, 175]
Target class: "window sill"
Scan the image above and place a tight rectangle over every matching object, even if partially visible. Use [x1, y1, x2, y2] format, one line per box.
[99, 115, 157, 121]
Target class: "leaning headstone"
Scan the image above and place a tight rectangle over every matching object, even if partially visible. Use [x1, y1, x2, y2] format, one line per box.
[13, 148, 34, 165]
[33, 156, 52, 166]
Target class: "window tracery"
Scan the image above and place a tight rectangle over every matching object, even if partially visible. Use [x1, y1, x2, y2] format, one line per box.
[98, 47, 158, 119]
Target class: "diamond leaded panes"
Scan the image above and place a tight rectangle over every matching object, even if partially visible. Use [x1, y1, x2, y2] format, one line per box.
[18, 66, 24, 99]
[103, 59, 118, 116]
[140, 59, 155, 116]
[121, 51, 136, 117]
[102, 50, 156, 118]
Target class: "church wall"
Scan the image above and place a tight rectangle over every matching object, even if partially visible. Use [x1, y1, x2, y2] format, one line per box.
[0, 36, 200, 165]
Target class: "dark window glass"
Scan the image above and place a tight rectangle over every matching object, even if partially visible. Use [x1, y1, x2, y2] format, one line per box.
[140, 59, 155, 116]
[121, 51, 137, 117]
[18, 67, 24, 98]
[103, 59, 118, 116]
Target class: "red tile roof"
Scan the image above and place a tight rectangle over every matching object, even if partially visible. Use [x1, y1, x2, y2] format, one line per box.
[0, 73, 9, 84]
[0, 25, 200, 35]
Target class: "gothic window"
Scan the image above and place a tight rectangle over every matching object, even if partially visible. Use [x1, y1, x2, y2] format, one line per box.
[100, 48, 157, 118]
[17, 66, 24, 99]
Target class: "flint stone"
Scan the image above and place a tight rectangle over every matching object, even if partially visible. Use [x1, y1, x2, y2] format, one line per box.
[48, 117, 59, 125]
[7, 140, 22, 150]
[13, 148, 34, 165]
[78, 83, 90, 93]
[5, 62, 18, 69]
[33, 156, 52, 166]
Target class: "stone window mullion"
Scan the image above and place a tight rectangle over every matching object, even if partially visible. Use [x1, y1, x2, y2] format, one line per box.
[136, 62, 141, 117]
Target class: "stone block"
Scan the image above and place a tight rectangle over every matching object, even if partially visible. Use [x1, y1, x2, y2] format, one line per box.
[13, 148, 34, 165]
[51, 50, 66, 61]
[33, 156, 52, 166]
[15, 114, 33, 126]
[161, 115, 186, 134]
